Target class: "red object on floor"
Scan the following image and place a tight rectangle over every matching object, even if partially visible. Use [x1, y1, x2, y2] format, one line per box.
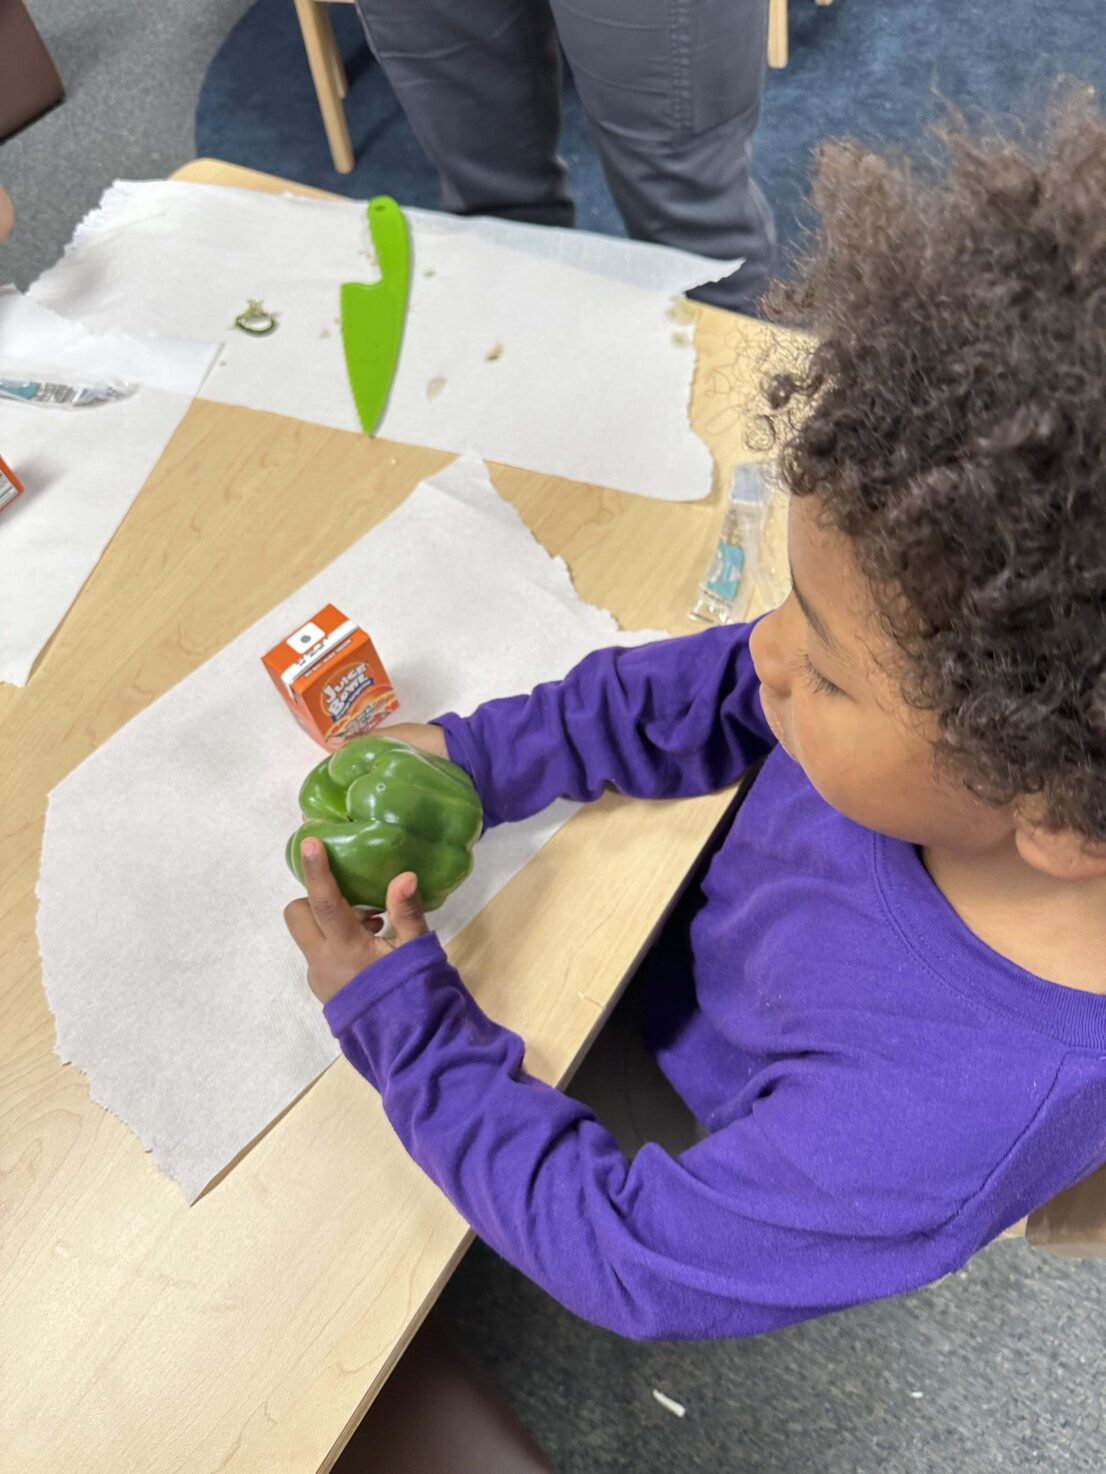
[333, 1307, 554, 1474]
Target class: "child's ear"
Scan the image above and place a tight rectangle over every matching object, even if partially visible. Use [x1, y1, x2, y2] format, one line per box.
[1013, 812, 1106, 881]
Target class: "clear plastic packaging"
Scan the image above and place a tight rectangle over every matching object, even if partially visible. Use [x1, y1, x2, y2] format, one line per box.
[690, 461, 779, 626]
[0, 374, 136, 410]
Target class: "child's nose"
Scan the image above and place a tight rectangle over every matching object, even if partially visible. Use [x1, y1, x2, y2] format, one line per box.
[749, 601, 793, 697]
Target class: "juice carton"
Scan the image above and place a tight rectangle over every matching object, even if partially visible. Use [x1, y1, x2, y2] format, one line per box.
[262, 604, 399, 750]
[0, 454, 24, 515]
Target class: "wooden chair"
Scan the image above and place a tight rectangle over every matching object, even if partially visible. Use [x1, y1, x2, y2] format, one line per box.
[295, 0, 835, 174]
[769, 0, 835, 71]
[293, 0, 356, 173]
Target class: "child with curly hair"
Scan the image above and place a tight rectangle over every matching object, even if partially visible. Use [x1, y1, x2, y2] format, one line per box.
[285, 92, 1106, 1339]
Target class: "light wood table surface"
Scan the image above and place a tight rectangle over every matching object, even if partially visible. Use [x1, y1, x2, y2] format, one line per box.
[0, 161, 794, 1474]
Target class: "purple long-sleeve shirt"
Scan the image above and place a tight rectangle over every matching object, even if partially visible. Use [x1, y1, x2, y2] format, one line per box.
[323, 623, 1106, 1340]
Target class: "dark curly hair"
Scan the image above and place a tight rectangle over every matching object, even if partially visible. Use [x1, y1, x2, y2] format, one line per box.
[760, 87, 1106, 842]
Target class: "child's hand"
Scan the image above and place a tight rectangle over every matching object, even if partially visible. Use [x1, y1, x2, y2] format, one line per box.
[364, 720, 449, 760]
[284, 838, 428, 1004]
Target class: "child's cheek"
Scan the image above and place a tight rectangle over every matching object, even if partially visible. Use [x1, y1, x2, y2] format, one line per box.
[789, 703, 870, 824]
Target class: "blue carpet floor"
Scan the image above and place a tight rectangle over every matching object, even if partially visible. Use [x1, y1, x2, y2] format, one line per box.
[196, 0, 1106, 277]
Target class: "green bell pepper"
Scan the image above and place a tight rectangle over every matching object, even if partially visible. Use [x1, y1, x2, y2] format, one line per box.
[286, 735, 482, 911]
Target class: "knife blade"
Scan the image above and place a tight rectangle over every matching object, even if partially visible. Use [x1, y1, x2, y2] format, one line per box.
[340, 196, 411, 435]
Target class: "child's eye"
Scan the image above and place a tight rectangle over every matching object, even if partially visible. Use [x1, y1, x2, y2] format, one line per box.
[801, 651, 842, 697]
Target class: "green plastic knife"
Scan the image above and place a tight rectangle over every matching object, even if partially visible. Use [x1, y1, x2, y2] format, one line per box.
[340, 196, 411, 435]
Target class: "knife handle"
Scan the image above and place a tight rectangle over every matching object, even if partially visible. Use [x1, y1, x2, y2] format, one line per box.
[368, 197, 410, 297]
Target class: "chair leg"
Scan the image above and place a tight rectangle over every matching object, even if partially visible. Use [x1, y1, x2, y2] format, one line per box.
[317, 0, 350, 100]
[767, 0, 788, 69]
[293, 0, 355, 173]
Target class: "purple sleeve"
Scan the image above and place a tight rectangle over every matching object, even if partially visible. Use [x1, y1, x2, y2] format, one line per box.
[430, 622, 774, 828]
[324, 935, 976, 1342]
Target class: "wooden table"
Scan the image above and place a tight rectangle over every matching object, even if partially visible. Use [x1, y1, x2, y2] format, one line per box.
[0, 162, 793, 1474]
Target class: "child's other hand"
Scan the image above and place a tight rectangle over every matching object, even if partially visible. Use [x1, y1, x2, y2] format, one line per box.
[284, 838, 428, 1004]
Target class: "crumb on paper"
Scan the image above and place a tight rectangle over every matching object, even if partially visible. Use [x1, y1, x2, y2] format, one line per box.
[423, 268, 437, 278]
[426, 376, 447, 401]
[665, 296, 696, 326]
[484, 343, 504, 361]
[670, 331, 692, 349]
[652, 1389, 686, 1418]
[320, 328, 331, 339]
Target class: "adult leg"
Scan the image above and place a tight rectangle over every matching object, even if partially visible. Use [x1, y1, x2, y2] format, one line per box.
[355, 0, 574, 226]
[550, 0, 775, 313]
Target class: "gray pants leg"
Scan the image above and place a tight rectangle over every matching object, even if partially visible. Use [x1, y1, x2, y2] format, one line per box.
[551, 0, 775, 312]
[354, 0, 574, 226]
[356, 0, 775, 313]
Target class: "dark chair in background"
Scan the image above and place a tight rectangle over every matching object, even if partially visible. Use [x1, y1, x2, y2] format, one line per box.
[334, 1305, 555, 1474]
[0, 0, 64, 142]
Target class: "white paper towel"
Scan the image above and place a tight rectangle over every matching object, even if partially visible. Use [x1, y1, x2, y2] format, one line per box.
[0, 285, 218, 395]
[37, 456, 670, 1201]
[0, 289, 220, 686]
[400, 205, 743, 293]
[31, 180, 730, 501]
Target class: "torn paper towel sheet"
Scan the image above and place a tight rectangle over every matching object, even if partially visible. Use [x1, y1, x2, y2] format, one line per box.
[37, 455, 670, 1201]
[407, 207, 743, 293]
[31, 180, 734, 501]
[0, 284, 218, 395]
[0, 290, 220, 685]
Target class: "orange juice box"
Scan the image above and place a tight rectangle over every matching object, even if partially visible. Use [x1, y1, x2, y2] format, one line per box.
[0, 454, 24, 515]
[262, 604, 399, 750]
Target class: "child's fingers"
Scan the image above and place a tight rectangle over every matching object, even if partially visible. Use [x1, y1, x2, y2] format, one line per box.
[385, 871, 428, 945]
[301, 838, 360, 940]
[284, 898, 321, 952]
